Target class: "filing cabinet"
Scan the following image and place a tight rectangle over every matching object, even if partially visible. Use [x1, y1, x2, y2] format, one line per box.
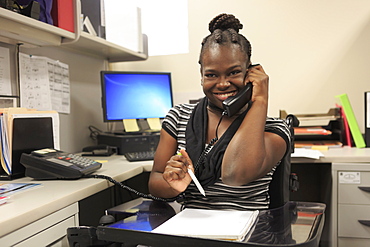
[332, 163, 370, 247]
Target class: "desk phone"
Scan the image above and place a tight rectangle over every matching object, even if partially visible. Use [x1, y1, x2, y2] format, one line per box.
[20, 148, 102, 180]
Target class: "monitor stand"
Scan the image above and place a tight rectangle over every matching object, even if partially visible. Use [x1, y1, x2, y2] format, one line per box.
[113, 131, 144, 136]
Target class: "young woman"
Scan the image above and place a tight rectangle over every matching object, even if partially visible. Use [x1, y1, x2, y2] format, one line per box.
[148, 13, 291, 210]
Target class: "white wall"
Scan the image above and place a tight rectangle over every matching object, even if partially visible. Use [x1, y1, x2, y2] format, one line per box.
[20, 46, 108, 153]
[111, 0, 370, 132]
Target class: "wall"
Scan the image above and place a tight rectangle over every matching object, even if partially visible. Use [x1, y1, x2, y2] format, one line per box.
[111, 0, 370, 133]
[19, 46, 108, 152]
[2, 0, 370, 153]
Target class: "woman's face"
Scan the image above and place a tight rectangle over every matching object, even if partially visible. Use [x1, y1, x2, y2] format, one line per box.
[200, 44, 250, 109]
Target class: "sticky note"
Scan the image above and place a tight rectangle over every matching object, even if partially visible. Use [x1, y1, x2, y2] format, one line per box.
[147, 118, 161, 131]
[123, 119, 140, 132]
[311, 146, 329, 151]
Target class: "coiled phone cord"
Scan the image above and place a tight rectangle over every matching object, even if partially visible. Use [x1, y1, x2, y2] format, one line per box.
[83, 174, 181, 202]
[193, 112, 225, 171]
[84, 114, 225, 203]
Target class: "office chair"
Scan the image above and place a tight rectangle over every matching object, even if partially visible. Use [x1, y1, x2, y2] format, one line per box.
[268, 114, 299, 209]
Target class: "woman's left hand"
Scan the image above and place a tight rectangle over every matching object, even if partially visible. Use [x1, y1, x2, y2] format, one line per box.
[246, 64, 269, 103]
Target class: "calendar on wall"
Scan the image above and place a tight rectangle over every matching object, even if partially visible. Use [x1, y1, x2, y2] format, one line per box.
[19, 53, 70, 114]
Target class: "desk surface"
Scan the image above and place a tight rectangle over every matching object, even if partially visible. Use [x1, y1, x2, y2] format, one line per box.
[0, 147, 369, 238]
[98, 199, 326, 247]
[0, 155, 152, 238]
[292, 146, 370, 163]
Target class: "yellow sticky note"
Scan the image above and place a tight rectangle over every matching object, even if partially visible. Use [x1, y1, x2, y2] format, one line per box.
[147, 118, 161, 131]
[123, 119, 140, 132]
[311, 146, 329, 151]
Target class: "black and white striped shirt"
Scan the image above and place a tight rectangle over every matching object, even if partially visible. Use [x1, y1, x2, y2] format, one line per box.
[162, 103, 291, 210]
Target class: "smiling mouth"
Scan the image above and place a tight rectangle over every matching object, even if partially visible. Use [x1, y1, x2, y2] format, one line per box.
[214, 91, 237, 101]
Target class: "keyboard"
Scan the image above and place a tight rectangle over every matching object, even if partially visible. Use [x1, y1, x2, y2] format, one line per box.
[124, 151, 155, 162]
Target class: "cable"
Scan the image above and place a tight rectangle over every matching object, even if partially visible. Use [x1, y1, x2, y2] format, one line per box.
[83, 174, 180, 202]
[84, 114, 225, 202]
[194, 114, 225, 171]
[88, 125, 103, 140]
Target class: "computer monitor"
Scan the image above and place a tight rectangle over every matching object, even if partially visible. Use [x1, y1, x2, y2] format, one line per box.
[100, 71, 173, 122]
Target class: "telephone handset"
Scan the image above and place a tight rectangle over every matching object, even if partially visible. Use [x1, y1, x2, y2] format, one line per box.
[222, 64, 259, 117]
[222, 82, 253, 117]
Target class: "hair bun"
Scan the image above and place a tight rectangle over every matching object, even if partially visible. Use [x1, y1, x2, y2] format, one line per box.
[208, 13, 243, 33]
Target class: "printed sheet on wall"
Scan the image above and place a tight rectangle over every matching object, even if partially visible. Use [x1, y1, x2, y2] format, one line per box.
[19, 53, 70, 114]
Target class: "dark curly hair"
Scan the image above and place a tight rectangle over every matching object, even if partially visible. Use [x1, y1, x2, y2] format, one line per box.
[199, 13, 252, 64]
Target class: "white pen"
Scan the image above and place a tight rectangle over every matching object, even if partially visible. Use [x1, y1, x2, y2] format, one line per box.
[177, 152, 206, 197]
[187, 168, 206, 197]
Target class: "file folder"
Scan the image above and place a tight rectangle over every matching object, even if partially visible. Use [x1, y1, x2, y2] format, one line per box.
[336, 94, 366, 148]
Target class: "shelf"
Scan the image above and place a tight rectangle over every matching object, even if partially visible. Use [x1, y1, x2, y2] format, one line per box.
[0, 7, 148, 62]
[62, 32, 148, 62]
[0, 8, 75, 47]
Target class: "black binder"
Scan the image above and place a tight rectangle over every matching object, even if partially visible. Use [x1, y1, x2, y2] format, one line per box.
[0, 117, 54, 180]
[81, 0, 106, 38]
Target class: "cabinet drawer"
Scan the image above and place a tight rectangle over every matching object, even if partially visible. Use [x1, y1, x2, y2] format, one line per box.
[338, 204, 370, 238]
[338, 237, 370, 247]
[338, 171, 370, 204]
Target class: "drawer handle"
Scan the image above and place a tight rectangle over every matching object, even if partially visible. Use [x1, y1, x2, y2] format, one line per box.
[358, 186, 370, 193]
[358, 220, 370, 227]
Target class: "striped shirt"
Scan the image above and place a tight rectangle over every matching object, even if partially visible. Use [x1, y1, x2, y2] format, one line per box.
[162, 103, 291, 210]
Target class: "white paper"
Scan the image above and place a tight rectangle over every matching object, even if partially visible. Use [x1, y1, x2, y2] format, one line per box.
[19, 53, 70, 114]
[152, 208, 259, 241]
[291, 148, 324, 159]
[47, 59, 70, 114]
[105, 2, 142, 52]
[0, 47, 12, 95]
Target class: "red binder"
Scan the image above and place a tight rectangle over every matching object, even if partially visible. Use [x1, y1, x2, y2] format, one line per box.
[51, 0, 75, 32]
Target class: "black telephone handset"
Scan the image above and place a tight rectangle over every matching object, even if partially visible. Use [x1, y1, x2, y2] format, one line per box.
[20, 148, 102, 180]
[222, 83, 253, 117]
[222, 64, 259, 117]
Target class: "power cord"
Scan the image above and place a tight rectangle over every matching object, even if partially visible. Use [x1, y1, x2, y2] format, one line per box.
[88, 125, 103, 140]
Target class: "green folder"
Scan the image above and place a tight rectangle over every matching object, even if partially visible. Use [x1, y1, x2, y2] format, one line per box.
[335, 94, 366, 148]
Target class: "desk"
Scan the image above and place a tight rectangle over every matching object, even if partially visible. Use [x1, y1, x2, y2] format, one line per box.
[0, 147, 369, 246]
[291, 147, 370, 247]
[0, 155, 152, 246]
[97, 199, 326, 247]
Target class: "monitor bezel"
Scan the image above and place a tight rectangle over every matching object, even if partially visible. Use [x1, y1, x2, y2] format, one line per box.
[100, 71, 173, 122]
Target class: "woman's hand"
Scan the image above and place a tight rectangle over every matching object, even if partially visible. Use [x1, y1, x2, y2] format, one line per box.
[162, 149, 193, 194]
[246, 64, 269, 104]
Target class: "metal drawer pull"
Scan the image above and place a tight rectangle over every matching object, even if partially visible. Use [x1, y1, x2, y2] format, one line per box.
[358, 220, 370, 227]
[358, 187, 370, 193]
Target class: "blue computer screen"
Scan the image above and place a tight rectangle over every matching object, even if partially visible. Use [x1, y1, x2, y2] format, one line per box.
[101, 72, 173, 121]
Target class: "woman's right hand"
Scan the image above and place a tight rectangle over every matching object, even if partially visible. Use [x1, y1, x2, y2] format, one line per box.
[162, 149, 193, 194]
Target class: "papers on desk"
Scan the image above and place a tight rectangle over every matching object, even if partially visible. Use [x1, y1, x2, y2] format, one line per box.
[291, 148, 324, 159]
[0, 183, 41, 197]
[152, 208, 259, 241]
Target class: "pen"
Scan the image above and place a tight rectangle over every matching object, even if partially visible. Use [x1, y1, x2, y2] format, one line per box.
[177, 152, 206, 197]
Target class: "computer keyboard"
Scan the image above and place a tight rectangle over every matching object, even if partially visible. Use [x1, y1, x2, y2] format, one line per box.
[124, 151, 155, 162]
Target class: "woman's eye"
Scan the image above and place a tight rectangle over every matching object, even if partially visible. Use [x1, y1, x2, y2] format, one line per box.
[230, 70, 241, 76]
[205, 74, 216, 78]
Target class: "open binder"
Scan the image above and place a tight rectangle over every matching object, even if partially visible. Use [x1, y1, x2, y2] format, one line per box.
[0, 108, 59, 180]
